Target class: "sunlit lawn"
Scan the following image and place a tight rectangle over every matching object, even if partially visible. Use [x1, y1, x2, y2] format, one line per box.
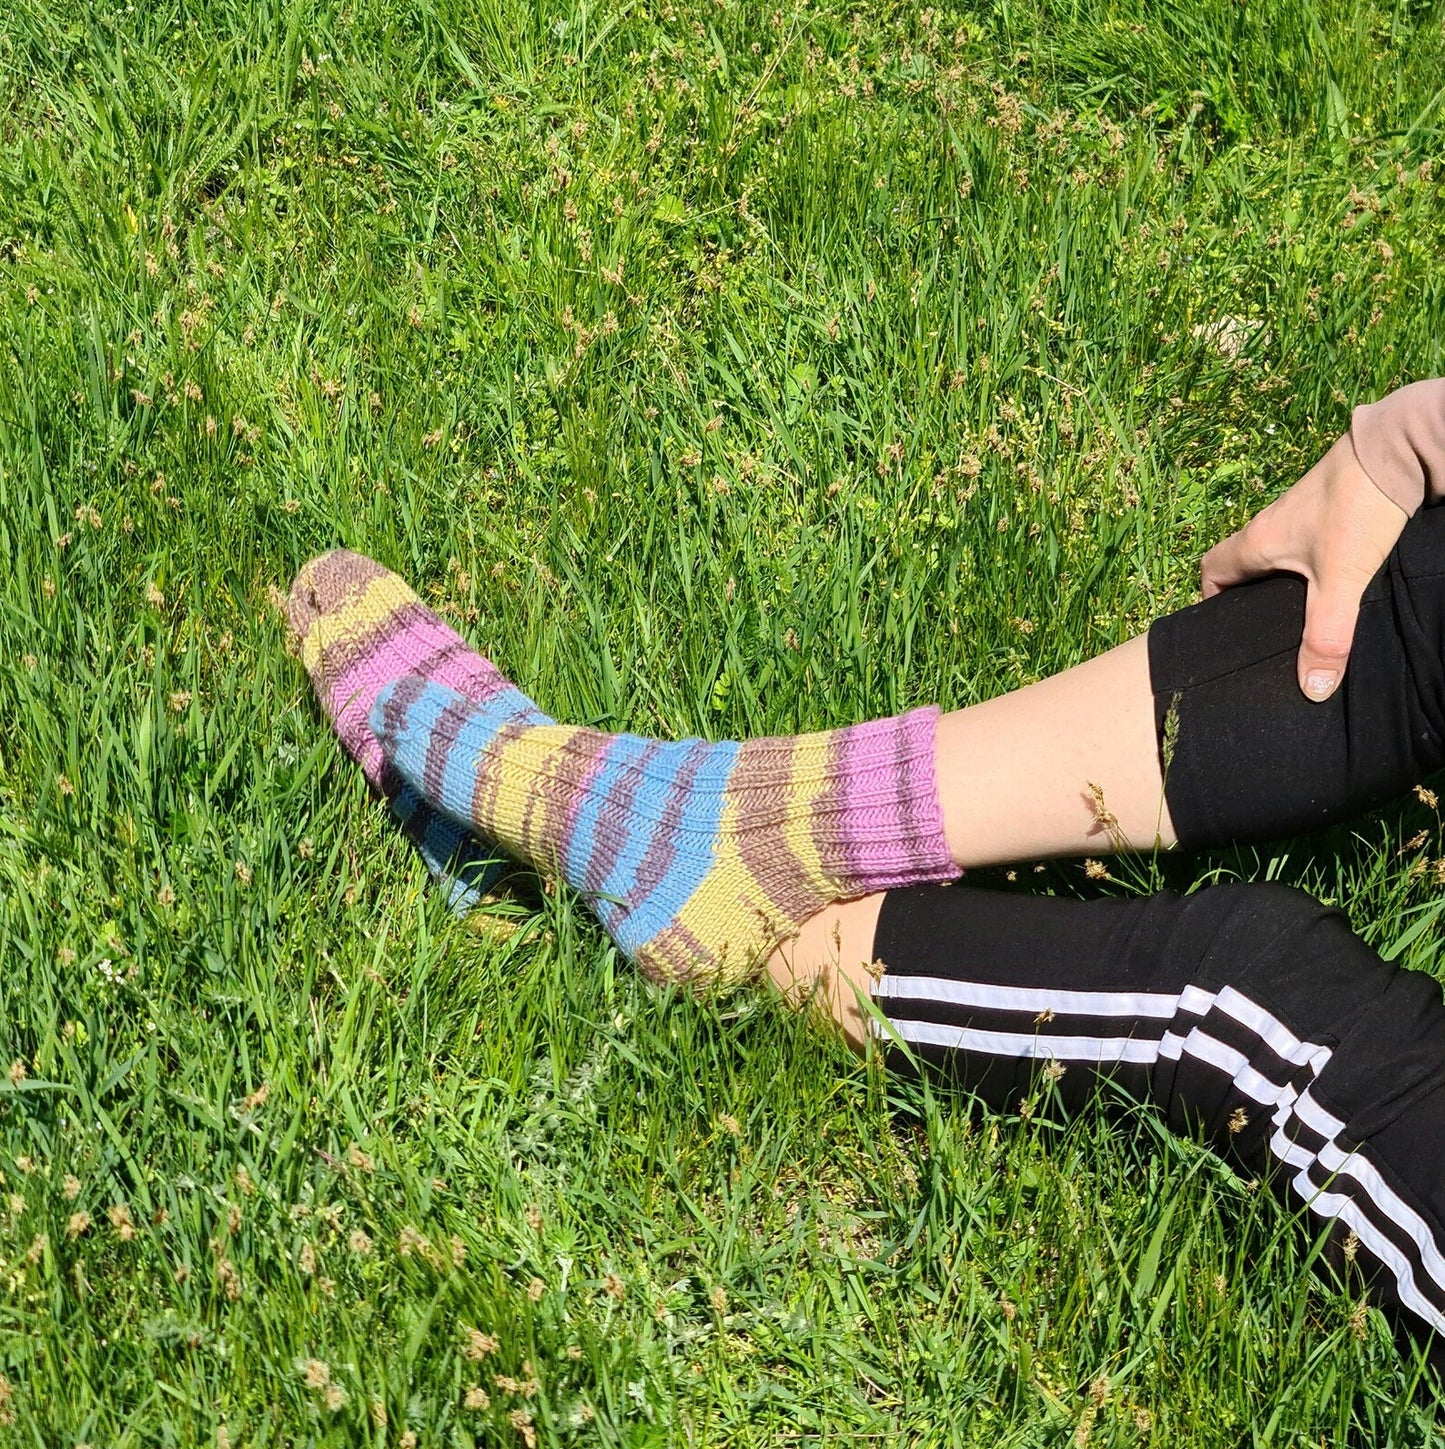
[1, 0, 1444, 1441]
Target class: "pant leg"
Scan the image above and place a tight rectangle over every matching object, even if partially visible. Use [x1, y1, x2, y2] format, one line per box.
[1149, 505, 1445, 848]
[871, 881, 1445, 1365]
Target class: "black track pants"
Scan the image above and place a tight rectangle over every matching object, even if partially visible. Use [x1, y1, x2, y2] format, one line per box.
[872, 882, 1445, 1368]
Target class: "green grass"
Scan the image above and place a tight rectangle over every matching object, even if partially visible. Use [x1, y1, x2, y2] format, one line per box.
[1, 0, 1444, 1441]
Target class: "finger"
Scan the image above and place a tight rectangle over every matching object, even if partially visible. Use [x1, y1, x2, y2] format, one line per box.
[1200, 525, 1271, 598]
[1297, 576, 1364, 702]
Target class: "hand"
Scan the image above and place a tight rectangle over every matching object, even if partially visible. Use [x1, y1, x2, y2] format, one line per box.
[1199, 434, 1410, 701]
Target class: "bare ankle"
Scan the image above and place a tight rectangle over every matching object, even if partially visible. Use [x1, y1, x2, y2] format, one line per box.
[765, 895, 888, 1051]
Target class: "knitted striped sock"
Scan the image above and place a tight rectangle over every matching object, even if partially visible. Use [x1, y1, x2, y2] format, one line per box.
[286, 549, 545, 912]
[371, 675, 960, 986]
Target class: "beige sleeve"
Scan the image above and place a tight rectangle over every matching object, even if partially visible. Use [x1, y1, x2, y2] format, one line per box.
[1349, 377, 1445, 516]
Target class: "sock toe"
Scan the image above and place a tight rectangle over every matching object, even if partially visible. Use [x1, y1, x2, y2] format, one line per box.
[289, 555, 530, 910]
[286, 550, 424, 784]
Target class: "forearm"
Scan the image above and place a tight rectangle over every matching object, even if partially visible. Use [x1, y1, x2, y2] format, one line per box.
[1351, 378, 1445, 516]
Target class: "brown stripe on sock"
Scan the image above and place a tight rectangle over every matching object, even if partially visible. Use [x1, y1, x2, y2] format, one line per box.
[420, 690, 478, 808]
[404, 635, 473, 686]
[638, 919, 717, 985]
[573, 737, 668, 895]
[526, 728, 609, 872]
[733, 738, 830, 930]
[469, 717, 546, 852]
[293, 549, 391, 623]
[378, 674, 427, 751]
[734, 730, 797, 789]
[515, 729, 596, 872]
[406, 634, 515, 708]
[716, 734, 795, 828]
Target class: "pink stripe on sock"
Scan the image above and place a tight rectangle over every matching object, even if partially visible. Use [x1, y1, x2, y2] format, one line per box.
[427, 643, 512, 703]
[323, 620, 511, 789]
[837, 707, 954, 891]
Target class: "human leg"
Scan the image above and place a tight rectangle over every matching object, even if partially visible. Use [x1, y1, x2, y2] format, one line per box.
[842, 879, 1445, 1366]
[934, 503, 1445, 865]
[293, 504, 1445, 981]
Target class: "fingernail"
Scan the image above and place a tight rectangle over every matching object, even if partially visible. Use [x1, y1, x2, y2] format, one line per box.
[1305, 670, 1337, 701]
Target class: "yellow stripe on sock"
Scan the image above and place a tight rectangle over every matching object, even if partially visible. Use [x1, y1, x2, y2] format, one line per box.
[480, 724, 584, 865]
[666, 797, 790, 966]
[302, 572, 420, 675]
[780, 759, 833, 896]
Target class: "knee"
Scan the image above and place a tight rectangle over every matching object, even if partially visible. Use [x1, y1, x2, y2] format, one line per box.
[1177, 882, 1382, 1023]
[1178, 880, 1343, 954]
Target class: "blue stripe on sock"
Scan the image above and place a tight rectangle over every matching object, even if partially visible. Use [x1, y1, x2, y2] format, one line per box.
[611, 740, 740, 953]
[389, 780, 423, 826]
[593, 737, 712, 906]
[373, 679, 537, 824]
[562, 732, 651, 892]
[419, 814, 507, 912]
[388, 783, 506, 912]
[373, 678, 452, 791]
[436, 685, 540, 820]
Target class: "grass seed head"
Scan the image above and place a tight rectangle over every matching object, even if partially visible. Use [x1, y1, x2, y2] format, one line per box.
[463, 1328, 500, 1360]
